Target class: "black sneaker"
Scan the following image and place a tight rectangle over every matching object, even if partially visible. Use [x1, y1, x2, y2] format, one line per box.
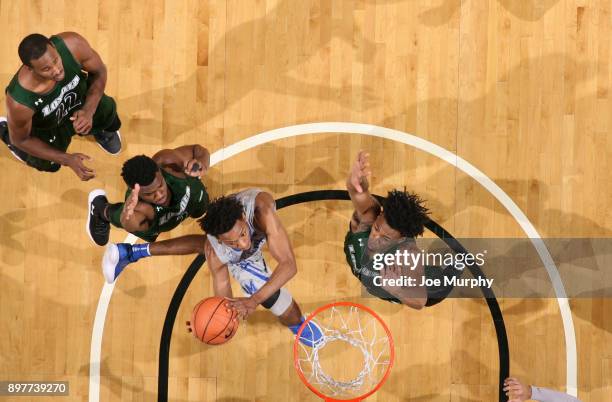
[93, 130, 122, 155]
[87, 189, 111, 246]
[0, 117, 28, 163]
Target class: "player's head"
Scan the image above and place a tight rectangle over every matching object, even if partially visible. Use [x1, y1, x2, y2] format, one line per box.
[121, 155, 170, 206]
[18, 34, 64, 82]
[198, 196, 250, 250]
[367, 190, 429, 251]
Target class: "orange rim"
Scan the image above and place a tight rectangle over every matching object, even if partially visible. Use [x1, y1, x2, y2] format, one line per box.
[293, 301, 395, 402]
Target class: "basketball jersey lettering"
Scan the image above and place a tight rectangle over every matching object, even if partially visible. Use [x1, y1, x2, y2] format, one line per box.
[158, 187, 191, 226]
[241, 280, 258, 295]
[41, 75, 81, 117]
[55, 91, 82, 123]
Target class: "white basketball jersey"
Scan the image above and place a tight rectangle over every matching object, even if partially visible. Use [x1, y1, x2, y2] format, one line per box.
[207, 188, 269, 265]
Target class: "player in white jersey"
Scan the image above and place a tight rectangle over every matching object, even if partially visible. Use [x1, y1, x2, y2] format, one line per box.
[102, 188, 323, 347]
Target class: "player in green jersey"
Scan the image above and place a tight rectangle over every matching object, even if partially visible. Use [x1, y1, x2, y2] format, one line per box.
[344, 151, 463, 309]
[86, 144, 210, 246]
[1, 32, 121, 180]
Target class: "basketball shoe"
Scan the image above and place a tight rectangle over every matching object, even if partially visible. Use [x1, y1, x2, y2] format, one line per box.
[102, 243, 150, 283]
[290, 317, 325, 348]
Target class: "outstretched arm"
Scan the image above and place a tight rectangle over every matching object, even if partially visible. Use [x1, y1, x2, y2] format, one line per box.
[252, 192, 297, 304]
[503, 378, 581, 402]
[153, 145, 211, 178]
[226, 192, 297, 318]
[204, 239, 233, 298]
[346, 150, 380, 231]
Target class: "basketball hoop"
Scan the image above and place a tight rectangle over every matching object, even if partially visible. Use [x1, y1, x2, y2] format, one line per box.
[293, 302, 395, 402]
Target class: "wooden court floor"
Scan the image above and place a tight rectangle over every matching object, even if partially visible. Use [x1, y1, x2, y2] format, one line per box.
[0, 1, 611, 401]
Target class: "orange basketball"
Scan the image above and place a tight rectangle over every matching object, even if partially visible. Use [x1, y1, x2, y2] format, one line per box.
[187, 296, 239, 345]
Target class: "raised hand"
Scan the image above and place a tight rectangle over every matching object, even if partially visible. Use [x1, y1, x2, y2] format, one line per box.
[349, 150, 371, 193]
[121, 183, 140, 222]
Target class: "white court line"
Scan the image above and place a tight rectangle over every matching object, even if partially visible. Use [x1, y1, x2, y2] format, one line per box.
[88, 123, 577, 400]
[88, 233, 137, 402]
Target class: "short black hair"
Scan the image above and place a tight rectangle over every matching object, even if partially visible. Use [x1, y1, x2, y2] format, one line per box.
[18, 34, 52, 67]
[382, 189, 430, 238]
[121, 155, 159, 188]
[198, 196, 244, 237]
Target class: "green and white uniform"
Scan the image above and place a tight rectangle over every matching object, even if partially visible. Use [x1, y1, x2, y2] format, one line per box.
[344, 227, 461, 306]
[109, 170, 209, 242]
[5, 35, 118, 171]
[344, 228, 403, 302]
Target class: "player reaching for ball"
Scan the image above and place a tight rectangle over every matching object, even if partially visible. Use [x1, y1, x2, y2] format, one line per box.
[344, 150, 464, 309]
[86, 144, 211, 246]
[101, 188, 324, 347]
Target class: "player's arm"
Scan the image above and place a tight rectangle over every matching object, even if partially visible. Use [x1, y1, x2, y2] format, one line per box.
[204, 239, 233, 298]
[346, 150, 381, 232]
[118, 185, 154, 232]
[119, 205, 153, 233]
[153, 145, 211, 178]
[6, 95, 95, 180]
[250, 192, 297, 306]
[60, 32, 107, 133]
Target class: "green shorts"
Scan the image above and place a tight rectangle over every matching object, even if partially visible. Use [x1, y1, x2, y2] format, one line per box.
[25, 94, 118, 172]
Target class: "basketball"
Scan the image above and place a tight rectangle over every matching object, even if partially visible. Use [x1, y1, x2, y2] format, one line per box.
[187, 296, 239, 345]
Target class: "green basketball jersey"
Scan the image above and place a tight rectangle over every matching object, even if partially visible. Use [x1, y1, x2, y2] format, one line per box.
[343, 228, 400, 302]
[5, 36, 88, 131]
[124, 170, 209, 241]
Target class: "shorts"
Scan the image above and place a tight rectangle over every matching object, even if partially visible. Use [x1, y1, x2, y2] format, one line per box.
[23, 94, 120, 172]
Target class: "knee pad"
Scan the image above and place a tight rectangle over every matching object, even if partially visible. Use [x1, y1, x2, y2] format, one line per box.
[262, 288, 293, 316]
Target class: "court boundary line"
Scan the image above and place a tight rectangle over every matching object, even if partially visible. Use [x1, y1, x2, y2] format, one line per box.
[88, 122, 577, 401]
[88, 233, 136, 402]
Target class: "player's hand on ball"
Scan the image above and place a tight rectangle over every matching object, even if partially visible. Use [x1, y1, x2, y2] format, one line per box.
[70, 109, 94, 134]
[121, 184, 140, 222]
[65, 153, 95, 181]
[350, 150, 371, 193]
[184, 159, 205, 178]
[226, 297, 258, 320]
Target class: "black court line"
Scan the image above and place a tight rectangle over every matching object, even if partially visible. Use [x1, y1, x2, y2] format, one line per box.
[158, 190, 509, 402]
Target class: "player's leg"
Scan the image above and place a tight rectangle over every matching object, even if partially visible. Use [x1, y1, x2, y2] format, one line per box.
[229, 258, 324, 347]
[0, 119, 72, 172]
[89, 94, 122, 155]
[0, 116, 29, 163]
[102, 235, 206, 283]
[281, 300, 325, 348]
[86, 189, 125, 246]
[275, 299, 302, 326]
[88, 196, 168, 246]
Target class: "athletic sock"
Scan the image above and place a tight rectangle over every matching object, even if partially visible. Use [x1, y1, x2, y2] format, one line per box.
[288, 316, 306, 334]
[130, 244, 152, 261]
[104, 203, 123, 223]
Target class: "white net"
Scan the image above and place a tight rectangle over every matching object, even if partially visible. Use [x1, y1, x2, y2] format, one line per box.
[295, 304, 394, 400]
